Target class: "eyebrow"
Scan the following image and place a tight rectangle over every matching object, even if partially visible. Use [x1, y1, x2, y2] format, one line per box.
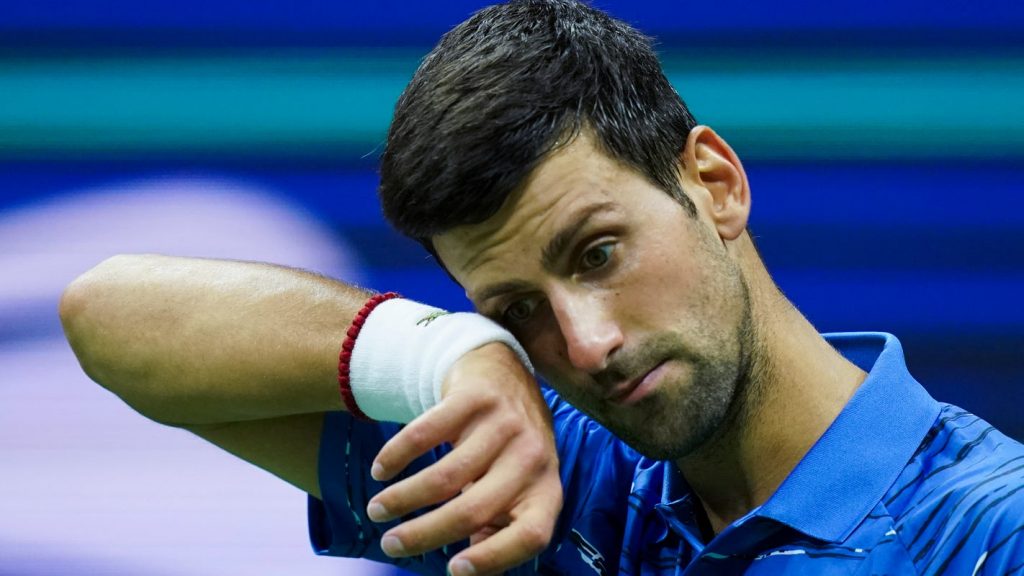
[540, 201, 619, 271]
[472, 201, 620, 306]
[473, 279, 536, 309]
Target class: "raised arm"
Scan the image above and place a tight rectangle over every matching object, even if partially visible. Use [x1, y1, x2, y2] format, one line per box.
[60, 253, 360, 426]
[60, 253, 562, 576]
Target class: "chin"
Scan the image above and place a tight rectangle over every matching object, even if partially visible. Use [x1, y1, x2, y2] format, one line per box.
[624, 432, 702, 461]
[606, 416, 704, 461]
[608, 394, 727, 461]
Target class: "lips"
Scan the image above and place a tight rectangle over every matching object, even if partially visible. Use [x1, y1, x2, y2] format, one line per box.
[606, 360, 667, 405]
[605, 378, 641, 403]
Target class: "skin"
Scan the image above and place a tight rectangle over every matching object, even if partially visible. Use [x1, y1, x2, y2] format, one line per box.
[60, 255, 560, 576]
[435, 125, 869, 534]
[59, 123, 867, 576]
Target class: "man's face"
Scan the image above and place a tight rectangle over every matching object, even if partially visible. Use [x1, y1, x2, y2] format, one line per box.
[434, 133, 754, 460]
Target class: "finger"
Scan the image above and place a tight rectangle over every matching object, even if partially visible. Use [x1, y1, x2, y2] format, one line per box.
[367, 424, 506, 522]
[377, 450, 531, 557]
[371, 398, 477, 482]
[377, 440, 560, 559]
[448, 501, 560, 576]
[469, 523, 504, 547]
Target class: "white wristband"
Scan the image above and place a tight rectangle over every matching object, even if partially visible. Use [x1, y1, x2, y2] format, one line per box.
[348, 298, 533, 423]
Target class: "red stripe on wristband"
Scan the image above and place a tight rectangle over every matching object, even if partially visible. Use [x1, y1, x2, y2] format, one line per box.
[338, 291, 400, 421]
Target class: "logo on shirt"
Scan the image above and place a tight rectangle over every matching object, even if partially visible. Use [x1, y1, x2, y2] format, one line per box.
[569, 529, 609, 576]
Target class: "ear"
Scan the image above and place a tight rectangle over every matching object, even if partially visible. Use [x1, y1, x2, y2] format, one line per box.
[680, 125, 751, 241]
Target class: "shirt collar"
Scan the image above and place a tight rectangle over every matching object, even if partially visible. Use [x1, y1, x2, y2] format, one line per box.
[756, 332, 941, 542]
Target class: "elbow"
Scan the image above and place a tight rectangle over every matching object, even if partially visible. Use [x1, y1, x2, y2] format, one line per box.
[59, 254, 147, 389]
[60, 255, 126, 345]
[59, 254, 187, 427]
[60, 258, 112, 387]
[60, 253, 153, 328]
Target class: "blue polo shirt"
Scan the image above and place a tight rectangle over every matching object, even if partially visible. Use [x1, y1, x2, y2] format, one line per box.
[309, 332, 1024, 574]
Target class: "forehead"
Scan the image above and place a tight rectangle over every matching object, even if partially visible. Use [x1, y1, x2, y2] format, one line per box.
[432, 133, 635, 295]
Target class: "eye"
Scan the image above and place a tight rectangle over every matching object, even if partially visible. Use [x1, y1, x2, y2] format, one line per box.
[579, 242, 614, 271]
[502, 298, 538, 325]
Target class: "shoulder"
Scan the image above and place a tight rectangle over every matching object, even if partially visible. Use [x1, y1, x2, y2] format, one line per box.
[886, 405, 1024, 574]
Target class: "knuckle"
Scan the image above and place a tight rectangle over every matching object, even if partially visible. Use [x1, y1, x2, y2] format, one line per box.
[483, 387, 509, 408]
[517, 520, 552, 555]
[490, 412, 521, 438]
[427, 464, 464, 498]
[473, 385, 513, 413]
[491, 405, 524, 432]
[403, 423, 436, 452]
[463, 390, 497, 414]
[453, 500, 490, 530]
[517, 437, 550, 467]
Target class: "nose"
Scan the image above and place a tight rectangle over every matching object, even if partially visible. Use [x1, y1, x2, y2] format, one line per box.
[550, 290, 624, 374]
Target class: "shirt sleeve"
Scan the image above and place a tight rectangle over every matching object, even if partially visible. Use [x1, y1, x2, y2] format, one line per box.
[308, 387, 640, 576]
[307, 411, 450, 574]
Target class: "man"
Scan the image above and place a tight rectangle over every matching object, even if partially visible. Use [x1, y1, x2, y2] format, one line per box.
[61, 1, 1024, 575]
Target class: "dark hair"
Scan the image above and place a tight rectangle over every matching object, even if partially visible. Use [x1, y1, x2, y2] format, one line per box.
[379, 0, 698, 251]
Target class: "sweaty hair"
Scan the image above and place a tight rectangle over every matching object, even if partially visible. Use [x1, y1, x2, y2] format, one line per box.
[378, 0, 698, 249]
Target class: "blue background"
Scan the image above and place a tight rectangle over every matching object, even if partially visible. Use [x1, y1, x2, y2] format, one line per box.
[0, 1, 1022, 574]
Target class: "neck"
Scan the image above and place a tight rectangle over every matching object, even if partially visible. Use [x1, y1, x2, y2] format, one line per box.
[675, 233, 867, 535]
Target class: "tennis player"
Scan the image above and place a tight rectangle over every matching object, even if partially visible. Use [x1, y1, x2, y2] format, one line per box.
[62, 1, 1024, 574]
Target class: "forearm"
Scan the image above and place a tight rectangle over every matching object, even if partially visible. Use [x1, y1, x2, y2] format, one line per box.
[60, 254, 367, 426]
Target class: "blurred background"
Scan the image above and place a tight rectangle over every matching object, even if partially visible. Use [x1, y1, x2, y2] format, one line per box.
[1, 1, 1022, 574]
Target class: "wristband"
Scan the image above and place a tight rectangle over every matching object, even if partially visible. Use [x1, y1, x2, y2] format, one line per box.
[341, 296, 532, 423]
[337, 292, 400, 420]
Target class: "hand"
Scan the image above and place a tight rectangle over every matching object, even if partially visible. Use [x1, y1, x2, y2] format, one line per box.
[365, 342, 562, 576]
